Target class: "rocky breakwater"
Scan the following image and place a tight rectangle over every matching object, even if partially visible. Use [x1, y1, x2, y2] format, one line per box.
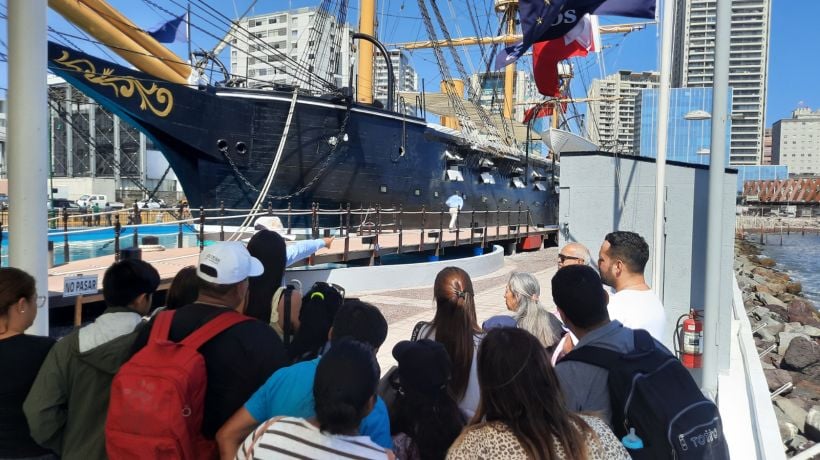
[736, 237, 820, 455]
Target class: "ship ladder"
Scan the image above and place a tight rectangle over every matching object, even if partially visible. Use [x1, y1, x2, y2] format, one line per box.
[231, 91, 300, 240]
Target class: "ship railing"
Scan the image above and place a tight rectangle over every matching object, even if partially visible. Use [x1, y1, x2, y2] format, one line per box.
[27, 202, 545, 269]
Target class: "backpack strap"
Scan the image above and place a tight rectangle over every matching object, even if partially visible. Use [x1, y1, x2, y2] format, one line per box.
[148, 310, 176, 343]
[411, 321, 430, 341]
[282, 286, 294, 347]
[560, 344, 624, 370]
[181, 311, 252, 350]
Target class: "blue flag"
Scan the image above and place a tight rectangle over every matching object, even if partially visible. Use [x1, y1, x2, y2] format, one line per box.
[148, 14, 187, 43]
[497, 0, 656, 68]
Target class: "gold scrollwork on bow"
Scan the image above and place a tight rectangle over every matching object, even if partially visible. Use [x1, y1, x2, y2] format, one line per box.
[54, 51, 174, 117]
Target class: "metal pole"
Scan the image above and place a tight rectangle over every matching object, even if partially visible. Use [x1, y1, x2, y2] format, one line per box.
[62, 207, 69, 263]
[651, 0, 677, 301]
[702, 0, 731, 398]
[199, 206, 205, 251]
[8, 0, 48, 335]
[219, 201, 225, 241]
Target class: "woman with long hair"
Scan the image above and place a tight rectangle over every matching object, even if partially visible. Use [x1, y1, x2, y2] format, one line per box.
[416, 266, 483, 418]
[504, 272, 564, 353]
[447, 328, 628, 460]
[389, 340, 465, 460]
[245, 229, 288, 323]
[165, 265, 199, 310]
[0, 267, 56, 459]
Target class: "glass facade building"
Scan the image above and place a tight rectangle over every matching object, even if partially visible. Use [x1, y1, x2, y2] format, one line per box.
[634, 87, 732, 166]
[735, 165, 789, 192]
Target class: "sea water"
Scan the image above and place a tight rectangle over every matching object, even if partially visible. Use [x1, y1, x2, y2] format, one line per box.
[758, 233, 820, 307]
[0, 224, 200, 267]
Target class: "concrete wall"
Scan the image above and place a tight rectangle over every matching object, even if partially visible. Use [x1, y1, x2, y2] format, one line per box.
[283, 245, 505, 293]
[558, 152, 736, 372]
[50, 178, 116, 201]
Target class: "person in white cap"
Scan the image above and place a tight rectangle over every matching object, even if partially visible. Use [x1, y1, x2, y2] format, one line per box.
[127, 241, 289, 441]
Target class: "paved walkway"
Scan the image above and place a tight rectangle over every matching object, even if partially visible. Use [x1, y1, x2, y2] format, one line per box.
[346, 247, 561, 375]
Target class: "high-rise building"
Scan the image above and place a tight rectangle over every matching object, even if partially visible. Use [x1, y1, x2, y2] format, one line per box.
[374, 49, 418, 113]
[229, 7, 353, 90]
[469, 70, 538, 123]
[762, 128, 772, 165]
[772, 107, 820, 175]
[634, 87, 731, 165]
[585, 71, 659, 154]
[672, 0, 773, 165]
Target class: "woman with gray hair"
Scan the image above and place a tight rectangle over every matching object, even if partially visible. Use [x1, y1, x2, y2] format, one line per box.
[484, 272, 565, 354]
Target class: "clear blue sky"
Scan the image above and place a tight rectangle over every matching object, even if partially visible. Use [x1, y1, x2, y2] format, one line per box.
[0, 0, 817, 128]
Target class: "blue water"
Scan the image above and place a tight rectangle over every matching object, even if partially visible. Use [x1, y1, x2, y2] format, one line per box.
[1, 224, 201, 266]
[758, 233, 820, 306]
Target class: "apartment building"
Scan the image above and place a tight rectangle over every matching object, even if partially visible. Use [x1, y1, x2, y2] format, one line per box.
[585, 70, 659, 155]
[772, 108, 820, 175]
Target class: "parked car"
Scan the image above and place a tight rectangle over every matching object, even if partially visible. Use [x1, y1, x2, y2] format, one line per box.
[136, 198, 166, 209]
[76, 194, 124, 210]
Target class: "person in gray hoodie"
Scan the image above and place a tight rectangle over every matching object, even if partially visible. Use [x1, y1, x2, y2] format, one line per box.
[24, 259, 159, 460]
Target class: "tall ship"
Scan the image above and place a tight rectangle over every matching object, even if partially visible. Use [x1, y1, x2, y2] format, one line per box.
[45, 0, 559, 228]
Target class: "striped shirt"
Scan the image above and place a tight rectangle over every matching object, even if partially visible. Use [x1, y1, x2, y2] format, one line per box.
[238, 416, 390, 460]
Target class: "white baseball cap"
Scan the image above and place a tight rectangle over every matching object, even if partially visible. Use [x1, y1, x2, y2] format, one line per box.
[253, 216, 296, 241]
[197, 241, 264, 284]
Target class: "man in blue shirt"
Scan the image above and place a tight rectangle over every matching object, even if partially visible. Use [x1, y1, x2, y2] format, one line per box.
[445, 192, 464, 231]
[216, 300, 391, 457]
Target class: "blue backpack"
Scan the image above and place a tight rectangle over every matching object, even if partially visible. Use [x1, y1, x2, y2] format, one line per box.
[562, 330, 729, 460]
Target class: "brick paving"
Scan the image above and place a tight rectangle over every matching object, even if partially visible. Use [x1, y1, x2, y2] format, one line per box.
[347, 247, 561, 375]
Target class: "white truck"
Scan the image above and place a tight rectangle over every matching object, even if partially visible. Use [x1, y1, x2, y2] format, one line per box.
[76, 194, 124, 209]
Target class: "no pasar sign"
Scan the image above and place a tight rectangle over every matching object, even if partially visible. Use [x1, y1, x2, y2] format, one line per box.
[64, 275, 99, 297]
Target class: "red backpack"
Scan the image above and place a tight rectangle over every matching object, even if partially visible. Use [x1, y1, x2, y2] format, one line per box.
[106, 309, 251, 459]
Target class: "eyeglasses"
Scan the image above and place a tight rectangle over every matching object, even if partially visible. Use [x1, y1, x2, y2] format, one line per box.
[36, 296, 47, 308]
[558, 254, 582, 263]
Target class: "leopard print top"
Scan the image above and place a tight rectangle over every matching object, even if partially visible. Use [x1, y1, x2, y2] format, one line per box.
[446, 415, 630, 460]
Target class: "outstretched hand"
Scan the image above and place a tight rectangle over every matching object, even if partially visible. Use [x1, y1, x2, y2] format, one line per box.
[322, 236, 335, 249]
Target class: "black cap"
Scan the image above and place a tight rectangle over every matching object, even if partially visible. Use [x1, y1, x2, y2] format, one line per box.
[392, 339, 451, 397]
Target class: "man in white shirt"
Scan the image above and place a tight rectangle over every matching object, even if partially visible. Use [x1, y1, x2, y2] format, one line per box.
[597, 231, 666, 342]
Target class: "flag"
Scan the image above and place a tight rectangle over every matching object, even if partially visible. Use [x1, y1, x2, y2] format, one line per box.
[531, 14, 599, 96]
[497, 0, 656, 68]
[594, 0, 656, 18]
[148, 13, 188, 43]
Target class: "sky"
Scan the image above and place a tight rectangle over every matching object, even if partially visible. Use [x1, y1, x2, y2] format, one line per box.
[0, 0, 817, 128]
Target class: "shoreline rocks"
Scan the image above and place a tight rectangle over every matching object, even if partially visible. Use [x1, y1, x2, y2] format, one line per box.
[736, 237, 820, 455]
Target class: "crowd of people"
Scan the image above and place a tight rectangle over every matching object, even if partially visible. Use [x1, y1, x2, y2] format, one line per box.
[0, 228, 728, 459]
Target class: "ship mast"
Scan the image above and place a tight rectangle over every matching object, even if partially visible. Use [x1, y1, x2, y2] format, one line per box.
[496, 0, 518, 120]
[356, 0, 377, 104]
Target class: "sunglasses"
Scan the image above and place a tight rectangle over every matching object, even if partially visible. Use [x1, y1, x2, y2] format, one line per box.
[558, 254, 582, 263]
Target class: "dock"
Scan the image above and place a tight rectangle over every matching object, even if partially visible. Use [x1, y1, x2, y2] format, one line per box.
[46, 224, 557, 308]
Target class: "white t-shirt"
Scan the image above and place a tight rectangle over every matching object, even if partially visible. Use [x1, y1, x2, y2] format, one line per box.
[607, 289, 667, 342]
[237, 416, 388, 460]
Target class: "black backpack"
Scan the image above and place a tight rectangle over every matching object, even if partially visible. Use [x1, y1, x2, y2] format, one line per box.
[562, 329, 729, 460]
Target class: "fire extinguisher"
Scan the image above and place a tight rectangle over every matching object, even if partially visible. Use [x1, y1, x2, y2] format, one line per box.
[676, 309, 703, 369]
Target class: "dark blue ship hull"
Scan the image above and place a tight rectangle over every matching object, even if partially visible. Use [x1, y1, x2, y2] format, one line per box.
[47, 42, 557, 229]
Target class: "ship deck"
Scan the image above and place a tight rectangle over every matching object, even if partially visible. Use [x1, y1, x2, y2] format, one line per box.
[46, 224, 558, 308]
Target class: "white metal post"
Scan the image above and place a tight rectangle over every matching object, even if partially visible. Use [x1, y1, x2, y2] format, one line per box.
[652, 0, 676, 300]
[702, 0, 732, 397]
[8, 0, 49, 335]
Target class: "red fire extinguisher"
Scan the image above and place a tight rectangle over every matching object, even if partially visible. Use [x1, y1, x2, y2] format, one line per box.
[679, 309, 703, 369]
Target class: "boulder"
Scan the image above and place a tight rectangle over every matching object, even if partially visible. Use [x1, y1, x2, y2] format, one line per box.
[788, 299, 820, 327]
[787, 434, 810, 452]
[785, 322, 806, 333]
[766, 304, 790, 323]
[787, 282, 803, 295]
[780, 419, 799, 444]
[756, 328, 776, 343]
[754, 284, 772, 294]
[750, 306, 773, 319]
[801, 363, 820, 381]
[765, 369, 794, 393]
[779, 332, 811, 356]
[806, 406, 820, 442]
[770, 271, 792, 283]
[766, 283, 786, 296]
[801, 325, 820, 338]
[759, 257, 777, 268]
[752, 266, 773, 277]
[782, 337, 820, 371]
[775, 397, 808, 431]
[753, 274, 770, 285]
[760, 292, 788, 308]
